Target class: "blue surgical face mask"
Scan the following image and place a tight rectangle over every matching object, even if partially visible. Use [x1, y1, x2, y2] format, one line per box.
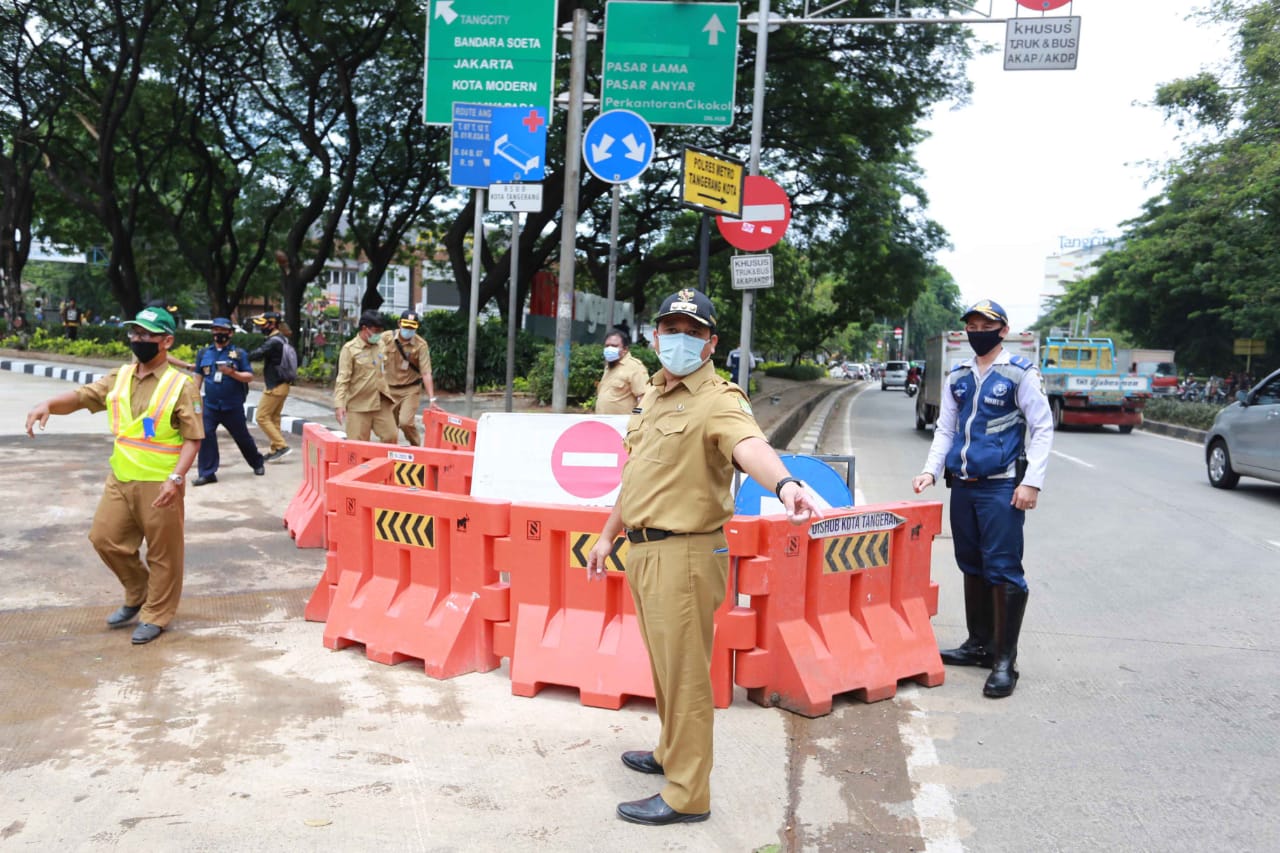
[656, 332, 708, 377]
[603, 345, 621, 363]
[399, 328, 415, 340]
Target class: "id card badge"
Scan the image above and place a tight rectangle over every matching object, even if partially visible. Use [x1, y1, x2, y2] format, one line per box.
[142, 417, 156, 438]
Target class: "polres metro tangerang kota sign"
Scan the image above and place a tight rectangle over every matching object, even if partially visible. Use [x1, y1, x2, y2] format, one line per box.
[1014, 0, 1073, 10]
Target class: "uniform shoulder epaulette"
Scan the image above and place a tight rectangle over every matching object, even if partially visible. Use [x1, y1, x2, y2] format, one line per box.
[950, 362, 972, 374]
[1009, 355, 1033, 370]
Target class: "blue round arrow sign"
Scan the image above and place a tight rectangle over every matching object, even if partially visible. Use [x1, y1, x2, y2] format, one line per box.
[583, 110, 655, 184]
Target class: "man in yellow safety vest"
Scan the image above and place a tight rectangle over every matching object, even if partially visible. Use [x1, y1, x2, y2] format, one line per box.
[25, 306, 204, 645]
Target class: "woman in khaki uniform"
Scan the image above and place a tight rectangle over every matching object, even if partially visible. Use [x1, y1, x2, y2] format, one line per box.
[24, 306, 203, 645]
[594, 328, 649, 415]
[586, 288, 819, 826]
[379, 310, 438, 446]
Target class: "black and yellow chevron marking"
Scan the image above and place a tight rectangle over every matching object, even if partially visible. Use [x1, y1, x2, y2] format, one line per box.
[569, 531, 628, 573]
[393, 462, 426, 488]
[442, 424, 472, 447]
[373, 508, 435, 548]
[823, 531, 891, 574]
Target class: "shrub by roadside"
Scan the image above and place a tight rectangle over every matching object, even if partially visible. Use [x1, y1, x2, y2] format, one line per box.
[1144, 398, 1225, 431]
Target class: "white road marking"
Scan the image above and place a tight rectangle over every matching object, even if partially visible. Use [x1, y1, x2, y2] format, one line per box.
[1051, 449, 1095, 468]
[899, 701, 964, 853]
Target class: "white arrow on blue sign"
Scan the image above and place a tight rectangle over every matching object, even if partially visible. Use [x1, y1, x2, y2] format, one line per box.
[582, 110, 655, 184]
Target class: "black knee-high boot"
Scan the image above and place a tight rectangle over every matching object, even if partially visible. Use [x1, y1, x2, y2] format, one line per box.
[940, 574, 994, 667]
[983, 583, 1028, 698]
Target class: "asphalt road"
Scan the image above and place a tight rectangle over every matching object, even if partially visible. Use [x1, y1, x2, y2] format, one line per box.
[822, 384, 1280, 852]
[5, 363, 1277, 852]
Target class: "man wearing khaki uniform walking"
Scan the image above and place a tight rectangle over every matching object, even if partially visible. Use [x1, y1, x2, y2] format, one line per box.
[335, 310, 397, 443]
[379, 310, 438, 446]
[24, 306, 203, 645]
[586, 288, 819, 826]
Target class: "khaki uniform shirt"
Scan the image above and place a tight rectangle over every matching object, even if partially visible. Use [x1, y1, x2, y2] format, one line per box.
[334, 335, 391, 412]
[76, 366, 205, 441]
[379, 331, 432, 389]
[618, 359, 764, 533]
[595, 354, 649, 415]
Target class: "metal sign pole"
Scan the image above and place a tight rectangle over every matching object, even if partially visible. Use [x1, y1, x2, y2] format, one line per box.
[739, 0, 771, 395]
[464, 188, 485, 417]
[505, 210, 521, 412]
[606, 184, 620, 330]
[552, 8, 589, 413]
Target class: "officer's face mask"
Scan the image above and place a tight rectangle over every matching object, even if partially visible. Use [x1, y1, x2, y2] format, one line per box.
[398, 328, 415, 340]
[130, 340, 161, 363]
[656, 332, 709, 377]
[603, 345, 621, 363]
[967, 328, 1003, 357]
[213, 333, 230, 345]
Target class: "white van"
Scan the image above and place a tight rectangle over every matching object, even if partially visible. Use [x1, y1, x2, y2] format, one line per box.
[882, 360, 909, 390]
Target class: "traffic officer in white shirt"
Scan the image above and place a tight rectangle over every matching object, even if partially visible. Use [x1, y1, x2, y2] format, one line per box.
[912, 299, 1053, 698]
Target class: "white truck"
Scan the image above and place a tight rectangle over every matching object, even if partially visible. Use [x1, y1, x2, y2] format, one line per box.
[915, 331, 1040, 430]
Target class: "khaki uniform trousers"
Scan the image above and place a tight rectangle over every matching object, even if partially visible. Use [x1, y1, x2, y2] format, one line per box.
[627, 530, 728, 814]
[88, 475, 185, 627]
[256, 383, 291, 452]
[388, 384, 423, 446]
[345, 404, 398, 444]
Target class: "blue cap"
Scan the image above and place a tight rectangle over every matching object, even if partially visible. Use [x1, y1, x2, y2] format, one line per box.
[962, 299, 1009, 326]
[211, 317, 234, 329]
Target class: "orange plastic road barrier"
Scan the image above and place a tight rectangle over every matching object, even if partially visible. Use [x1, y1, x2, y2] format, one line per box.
[492, 506, 760, 710]
[283, 423, 342, 549]
[329, 438, 475, 496]
[422, 409, 478, 451]
[321, 459, 510, 678]
[303, 547, 340, 623]
[734, 502, 946, 717]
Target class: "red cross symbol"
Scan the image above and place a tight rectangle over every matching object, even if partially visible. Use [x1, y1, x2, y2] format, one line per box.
[521, 109, 545, 133]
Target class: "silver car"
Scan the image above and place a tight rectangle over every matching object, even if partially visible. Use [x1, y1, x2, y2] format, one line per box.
[882, 360, 909, 390]
[1205, 367, 1280, 489]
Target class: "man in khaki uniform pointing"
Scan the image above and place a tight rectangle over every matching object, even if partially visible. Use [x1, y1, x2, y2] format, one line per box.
[25, 306, 203, 645]
[586, 288, 820, 826]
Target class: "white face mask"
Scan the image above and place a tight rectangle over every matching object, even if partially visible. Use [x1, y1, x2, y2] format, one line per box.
[603, 345, 621, 363]
[399, 328, 415, 340]
[656, 332, 709, 377]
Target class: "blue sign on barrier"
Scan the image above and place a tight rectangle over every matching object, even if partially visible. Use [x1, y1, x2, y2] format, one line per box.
[490, 105, 549, 183]
[583, 109, 655, 184]
[450, 102, 496, 189]
[735, 454, 853, 516]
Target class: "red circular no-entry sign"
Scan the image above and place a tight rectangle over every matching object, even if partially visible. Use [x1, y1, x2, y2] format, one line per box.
[550, 421, 628, 499]
[1014, 0, 1072, 10]
[717, 175, 792, 252]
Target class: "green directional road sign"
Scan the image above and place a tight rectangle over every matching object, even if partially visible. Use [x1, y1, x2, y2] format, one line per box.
[422, 0, 559, 126]
[602, 1, 740, 127]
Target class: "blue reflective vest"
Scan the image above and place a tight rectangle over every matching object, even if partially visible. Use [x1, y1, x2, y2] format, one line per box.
[944, 355, 1035, 480]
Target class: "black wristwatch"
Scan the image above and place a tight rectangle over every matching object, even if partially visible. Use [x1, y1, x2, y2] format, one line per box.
[774, 476, 802, 499]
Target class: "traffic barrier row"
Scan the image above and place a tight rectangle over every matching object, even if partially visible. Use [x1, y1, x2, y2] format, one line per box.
[284, 422, 475, 552]
[305, 455, 945, 716]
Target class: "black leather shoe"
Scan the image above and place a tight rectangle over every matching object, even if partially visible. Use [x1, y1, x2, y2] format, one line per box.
[106, 605, 141, 628]
[192, 475, 217, 486]
[253, 466, 265, 475]
[131, 622, 164, 645]
[622, 750, 664, 774]
[617, 794, 709, 826]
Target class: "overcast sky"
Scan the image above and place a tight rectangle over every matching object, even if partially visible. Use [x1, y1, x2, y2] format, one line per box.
[915, 0, 1236, 331]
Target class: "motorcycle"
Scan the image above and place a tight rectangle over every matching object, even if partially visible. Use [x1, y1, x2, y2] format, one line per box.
[1177, 379, 1203, 403]
[905, 381, 918, 398]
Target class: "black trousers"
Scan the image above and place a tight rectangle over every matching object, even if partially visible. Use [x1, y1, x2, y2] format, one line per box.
[197, 404, 265, 477]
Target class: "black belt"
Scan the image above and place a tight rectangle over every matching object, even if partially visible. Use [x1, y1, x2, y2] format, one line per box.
[389, 381, 420, 389]
[625, 528, 723, 543]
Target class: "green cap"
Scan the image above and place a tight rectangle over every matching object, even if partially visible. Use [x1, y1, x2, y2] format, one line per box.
[123, 306, 177, 335]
